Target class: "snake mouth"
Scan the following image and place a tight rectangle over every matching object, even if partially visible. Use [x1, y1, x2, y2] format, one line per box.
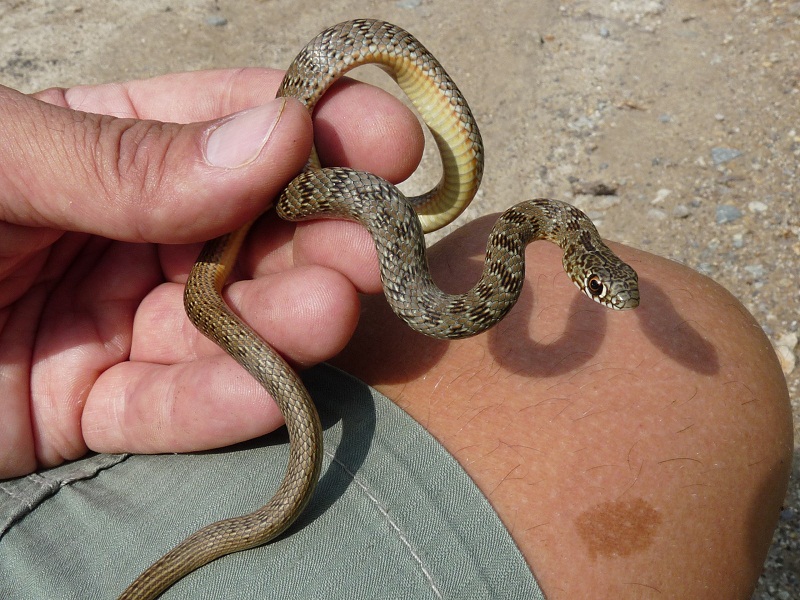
[616, 294, 641, 310]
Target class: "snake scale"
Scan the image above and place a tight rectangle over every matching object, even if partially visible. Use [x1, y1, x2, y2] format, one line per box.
[118, 18, 639, 600]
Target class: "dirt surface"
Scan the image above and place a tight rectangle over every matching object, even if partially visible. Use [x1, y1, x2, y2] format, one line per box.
[2, 0, 798, 597]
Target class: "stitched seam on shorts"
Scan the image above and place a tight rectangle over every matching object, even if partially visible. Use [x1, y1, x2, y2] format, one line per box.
[324, 448, 444, 599]
[0, 453, 130, 541]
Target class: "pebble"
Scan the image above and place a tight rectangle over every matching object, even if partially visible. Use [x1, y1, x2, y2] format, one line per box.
[744, 264, 765, 279]
[569, 115, 597, 132]
[570, 180, 618, 196]
[651, 188, 671, 203]
[599, 26, 610, 38]
[572, 195, 620, 211]
[711, 146, 742, 164]
[647, 208, 667, 220]
[697, 263, 714, 276]
[206, 15, 228, 27]
[715, 204, 743, 224]
[775, 332, 798, 375]
[672, 204, 690, 218]
[748, 200, 768, 213]
[396, 0, 422, 8]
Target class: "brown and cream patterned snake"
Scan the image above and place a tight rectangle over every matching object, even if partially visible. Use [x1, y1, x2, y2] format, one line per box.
[118, 18, 639, 599]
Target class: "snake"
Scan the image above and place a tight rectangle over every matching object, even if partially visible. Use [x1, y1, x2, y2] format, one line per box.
[118, 18, 639, 600]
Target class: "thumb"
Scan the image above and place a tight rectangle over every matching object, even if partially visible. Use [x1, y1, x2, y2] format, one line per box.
[0, 85, 311, 243]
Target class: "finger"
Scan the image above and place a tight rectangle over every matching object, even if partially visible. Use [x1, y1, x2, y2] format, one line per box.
[236, 212, 380, 295]
[34, 69, 287, 123]
[36, 69, 425, 187]
[0, 290, 39, 478]
[28, 238, 162, 468]
[84, 265, 361, 453]
[0, 87, 312, 243]
[131, 263, 360, 364]
[313, 78, 424, 182]
[81, 357, 287, 455]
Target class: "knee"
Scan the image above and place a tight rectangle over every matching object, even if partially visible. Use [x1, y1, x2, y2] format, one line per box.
[520, 243, 793, 599]
[337, 222, 792, 599]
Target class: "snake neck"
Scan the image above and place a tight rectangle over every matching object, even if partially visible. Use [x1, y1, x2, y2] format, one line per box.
[279, 168, 639, 338]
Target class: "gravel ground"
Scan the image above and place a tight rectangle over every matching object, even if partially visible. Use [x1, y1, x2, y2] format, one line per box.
[2, 0, 797, 597]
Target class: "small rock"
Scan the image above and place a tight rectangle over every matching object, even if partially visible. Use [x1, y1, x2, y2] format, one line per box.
[569, 115, 597, 132]
[711, 147, 742, 164]
[570, 180, 618, 196]
[599, 26, 610, 38]
[715, 204, 742, 224]
[743, 264, 765, 279]
[672, 204, 690, 218]
[647, 208, 667, 220]
[748, 200, 768, 213]
[775, 344, 796, 375]
[572, 195, 620, 212]
[658, 114, 672, 123]
[714, 113, 725, 121]
[206, 15, 228, 27]
[731, 233, 744, 248]
[777, 332, 798, 350]
[651, 188, 672, 204]
[697, 263, 714, 276]
[396, 0, 422, 7]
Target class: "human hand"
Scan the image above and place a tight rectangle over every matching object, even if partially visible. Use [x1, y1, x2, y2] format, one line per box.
[0, 69, 423, 478]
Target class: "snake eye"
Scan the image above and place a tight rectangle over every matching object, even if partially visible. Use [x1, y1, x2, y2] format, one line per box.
[587, 275, 606, 298]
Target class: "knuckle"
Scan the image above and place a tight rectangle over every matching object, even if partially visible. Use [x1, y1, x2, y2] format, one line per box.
[111, 118, 174, 201]
[84, 116, 184, 237]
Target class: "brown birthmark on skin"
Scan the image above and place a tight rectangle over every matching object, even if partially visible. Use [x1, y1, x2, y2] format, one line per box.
[575, 497, 662, 559]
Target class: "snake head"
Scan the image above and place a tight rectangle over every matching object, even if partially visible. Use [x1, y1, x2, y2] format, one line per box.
[565, 250, 640, 311]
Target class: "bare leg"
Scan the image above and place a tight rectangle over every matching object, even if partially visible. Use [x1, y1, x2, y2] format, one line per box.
[333, 215, 792, 599]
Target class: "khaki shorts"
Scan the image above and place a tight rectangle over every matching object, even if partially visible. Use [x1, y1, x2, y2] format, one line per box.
[0, 364, 545, 599]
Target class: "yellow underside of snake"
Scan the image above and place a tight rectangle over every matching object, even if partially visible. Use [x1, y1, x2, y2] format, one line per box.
[118, 18, 639, 600]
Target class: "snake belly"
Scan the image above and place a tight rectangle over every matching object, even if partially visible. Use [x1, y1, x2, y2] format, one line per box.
[118, 18, 639, 600]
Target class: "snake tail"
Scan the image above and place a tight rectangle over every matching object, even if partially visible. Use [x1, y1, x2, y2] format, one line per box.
[118, 232, 323, 600]
[278, 167, 639, 339]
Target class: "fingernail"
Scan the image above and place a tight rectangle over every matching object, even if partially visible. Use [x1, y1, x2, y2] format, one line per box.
[204, 98, 286, 168]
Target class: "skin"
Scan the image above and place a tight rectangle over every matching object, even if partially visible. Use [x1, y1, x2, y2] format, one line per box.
[0, 70, 791, 599]
[334, 233, 792, 599]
